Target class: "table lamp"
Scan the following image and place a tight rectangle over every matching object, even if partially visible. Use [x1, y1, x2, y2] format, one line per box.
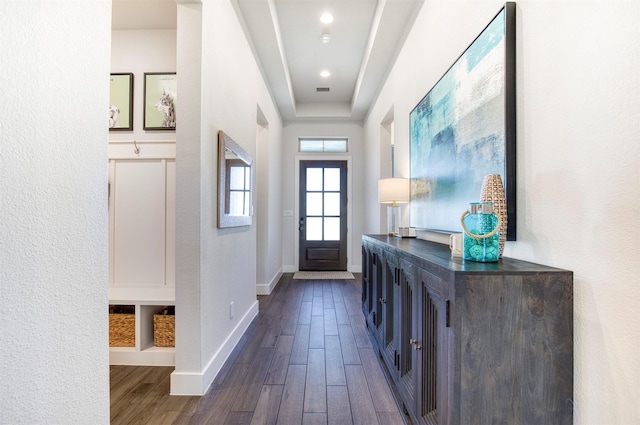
[378, 178, 410, 235]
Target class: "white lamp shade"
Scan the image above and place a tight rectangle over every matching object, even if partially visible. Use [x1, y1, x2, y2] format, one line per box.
[378, 178, 410, 204]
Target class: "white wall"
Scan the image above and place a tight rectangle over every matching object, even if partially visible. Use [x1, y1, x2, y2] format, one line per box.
[364, 1, 640, 423]
[281, 123, 364, 272]
[171, 0, 283, 395]
[256, 110, 284, 294]
[0, 1, 111, 424]
[110, 29, 177, 142]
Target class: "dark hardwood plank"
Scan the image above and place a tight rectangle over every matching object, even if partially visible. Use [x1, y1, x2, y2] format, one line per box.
[232, 347, 275, 412]
[327, 386, 353, 425]
[324, 335, 346, 386]
[322, 290, 335, 310]
[303, 284, 314, 302]
[303, 412, 328, 425]
[144, 409, 183, 425]
[290, 324, 311, 365]
[338, 324, 361, 365]
[323, 308, 338, 335]
[236, 323, 269, 364]
[345, 364, 380, 425]
[333, 299, 351, 325]
[191, 363, 250, 424]
[298, 301, 313, 325]
[349, 313, 373, 349]
[250, 385, 283, 425]
[225, 412, 253, 425]
[376, 412, 406, 425]
[312, 295, 324, 315]
[264, 334, 294, 385]
[214, 334, 250, 385]
[280, 305, 300, 336]
[309, 314, 325, 348]
[359, 348, 399, 413]
[259, 313, 283, 348]
[303, 348, 327, 413]
[277, 364, 307, 425]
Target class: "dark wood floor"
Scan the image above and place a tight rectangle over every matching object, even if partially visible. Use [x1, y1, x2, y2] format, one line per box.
[110, 273, 410, 425]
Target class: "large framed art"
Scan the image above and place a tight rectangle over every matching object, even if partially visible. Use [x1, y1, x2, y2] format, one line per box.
[410, 2, 516, 240]
[144, 72, 176, 130]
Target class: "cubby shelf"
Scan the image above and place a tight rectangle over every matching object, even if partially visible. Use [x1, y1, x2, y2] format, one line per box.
[109, 301, 175, 366]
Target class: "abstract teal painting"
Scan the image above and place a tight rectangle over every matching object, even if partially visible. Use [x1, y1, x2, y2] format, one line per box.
[410, 3, 516, 240]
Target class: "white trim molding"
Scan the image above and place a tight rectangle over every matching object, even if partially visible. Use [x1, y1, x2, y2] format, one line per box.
[256, 268, 283, 295]
[169, 300, 259, 395]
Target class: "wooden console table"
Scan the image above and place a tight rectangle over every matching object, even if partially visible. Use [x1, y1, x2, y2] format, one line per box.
[362, 235, 573, 425]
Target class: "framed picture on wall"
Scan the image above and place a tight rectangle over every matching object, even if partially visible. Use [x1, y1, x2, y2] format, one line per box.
[143, 72, 176, 130]
[109, 73, 133, 131]
[409, 2, 516, 240]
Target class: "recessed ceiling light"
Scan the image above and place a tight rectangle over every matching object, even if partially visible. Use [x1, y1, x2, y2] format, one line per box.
[320, 70, 331, 78]
[320, 13, 334, 24]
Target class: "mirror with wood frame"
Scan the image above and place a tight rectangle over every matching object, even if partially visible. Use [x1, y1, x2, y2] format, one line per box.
[217, 130, 253, 228]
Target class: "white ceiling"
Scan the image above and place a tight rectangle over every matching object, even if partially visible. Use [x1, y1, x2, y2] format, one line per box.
[112, 0, 424, 123]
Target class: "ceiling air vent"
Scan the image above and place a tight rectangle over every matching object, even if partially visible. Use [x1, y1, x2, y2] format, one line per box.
[316, 87, 330, 92]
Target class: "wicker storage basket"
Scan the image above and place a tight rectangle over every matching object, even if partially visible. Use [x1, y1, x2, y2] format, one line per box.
[153, 306, 175, 347]
[109, 306, 135, 347]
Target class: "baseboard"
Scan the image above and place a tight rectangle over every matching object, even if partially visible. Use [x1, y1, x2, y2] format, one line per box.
[283, 265, 296, 273]
[169, 299, 259, 395]
[256, 268, 283, 295]
[348, 264, 362, 273]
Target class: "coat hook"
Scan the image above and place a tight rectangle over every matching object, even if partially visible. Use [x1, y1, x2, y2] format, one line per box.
[133, 140, 140, 155]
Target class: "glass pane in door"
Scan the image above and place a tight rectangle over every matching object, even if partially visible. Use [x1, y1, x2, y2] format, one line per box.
[307, 168, 323, 191]
[306, 193, 323, 216]
[324, 168, 340, 191]
[324, 192, 340, 216]
[306, 217, 323, 241]
[324, 217, 340, 240]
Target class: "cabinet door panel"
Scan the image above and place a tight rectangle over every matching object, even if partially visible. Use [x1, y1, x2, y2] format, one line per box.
[381, 252, 397, 373]
[418, 268, 450, 425]
[373, 248, 383, 331]
[398, 259, 416, 411]
[112, 159, 166, 286]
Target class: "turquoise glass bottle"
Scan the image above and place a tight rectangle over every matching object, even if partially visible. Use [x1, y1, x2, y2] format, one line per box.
[461, 202, 500, 262]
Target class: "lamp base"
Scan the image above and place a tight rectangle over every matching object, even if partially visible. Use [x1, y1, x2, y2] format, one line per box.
[387, 205, 401, 236]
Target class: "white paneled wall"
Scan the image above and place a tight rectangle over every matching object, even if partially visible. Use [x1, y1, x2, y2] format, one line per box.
[108, 142, 175, 365]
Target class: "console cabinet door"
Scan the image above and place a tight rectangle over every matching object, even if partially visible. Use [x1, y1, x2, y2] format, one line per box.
[361, 243, 371, 314]
[371, 246, 384, 345]
[381, 251, 398, 375]
[415, 268, 451, 425]
[397, 258, 417, 413]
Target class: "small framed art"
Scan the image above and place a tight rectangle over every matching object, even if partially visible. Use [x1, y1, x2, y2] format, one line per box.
[109, 73, 133, 131]
[144, 72, 176, 130]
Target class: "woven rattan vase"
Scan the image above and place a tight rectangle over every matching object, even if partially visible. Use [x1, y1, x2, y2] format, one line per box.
[480, 174, 507, 258]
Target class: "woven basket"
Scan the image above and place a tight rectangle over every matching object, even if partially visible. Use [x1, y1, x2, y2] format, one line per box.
[480, 174, 507, 258]
[153, 308, 175, 347]
[109, 313, 135, 347]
